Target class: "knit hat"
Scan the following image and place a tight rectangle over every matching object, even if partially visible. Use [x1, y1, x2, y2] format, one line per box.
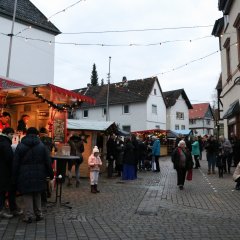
[92, 146, 99, 153]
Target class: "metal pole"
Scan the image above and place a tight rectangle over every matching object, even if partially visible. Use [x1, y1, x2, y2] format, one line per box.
[6, 0, 18, 78]
[106, 56, 111, 121]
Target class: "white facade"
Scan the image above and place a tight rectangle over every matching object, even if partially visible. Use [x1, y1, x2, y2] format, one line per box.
[0, 17, 56, 85]
[214, 0, 240, 138]
[75, 80, 167, 132]
[166, 94, 190, 131]
[189, 119, 214, 136]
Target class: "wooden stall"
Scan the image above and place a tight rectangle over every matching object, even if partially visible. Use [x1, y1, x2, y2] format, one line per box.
[67, 119, 118, 177]
[0, 82, 95, 144]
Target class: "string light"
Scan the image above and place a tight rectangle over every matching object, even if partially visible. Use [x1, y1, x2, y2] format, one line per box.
[61, 25, 214, 35]
[0, 31, 214, 47]
[32, 87, 82, 111]
[47, 0, 86, 21]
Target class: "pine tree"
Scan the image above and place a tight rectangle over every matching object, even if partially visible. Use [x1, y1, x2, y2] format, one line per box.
[91, 63, 98, 86]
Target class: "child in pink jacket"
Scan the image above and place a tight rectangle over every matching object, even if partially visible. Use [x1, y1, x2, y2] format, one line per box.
[88, 146, 102, 193]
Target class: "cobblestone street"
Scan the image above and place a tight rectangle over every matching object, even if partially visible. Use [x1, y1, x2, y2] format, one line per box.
[1, 152, 240, 240]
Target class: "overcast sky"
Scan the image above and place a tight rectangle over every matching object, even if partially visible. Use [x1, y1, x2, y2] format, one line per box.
[31, 0, 222, 104]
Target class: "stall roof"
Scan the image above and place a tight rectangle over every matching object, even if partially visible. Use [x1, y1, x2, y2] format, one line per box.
[68, 119, 116, 131]
[0, 76, 25, 89]
[174, 129, 192, 136]
[0, 83, 95, 105]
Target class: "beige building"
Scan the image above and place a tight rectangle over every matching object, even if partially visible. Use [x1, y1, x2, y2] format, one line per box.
[212, 0, 240, 138]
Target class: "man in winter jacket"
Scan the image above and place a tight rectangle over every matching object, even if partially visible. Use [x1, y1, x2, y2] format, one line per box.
[0, 127, 22, 218]
[152, 136, 161, 172]
[13, 127, 53, 223]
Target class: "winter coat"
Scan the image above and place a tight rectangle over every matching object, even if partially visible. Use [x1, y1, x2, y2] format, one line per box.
[0, 134, 14, 191]
[172, 147, 193, 170]
[191, 141, 200, 156]
[88, 154, 102, 172]
[68, 136, 84, 164]
[205, 139, 218, 154]
[233, 162, 240, 181]
[115, 140, 125, 165]
[123, 141, 135, 165]
[106, 137, 116, 161]
[152, 139, 160, 156]
[13, 134, 54, 194]
[17, 119, 27, 133]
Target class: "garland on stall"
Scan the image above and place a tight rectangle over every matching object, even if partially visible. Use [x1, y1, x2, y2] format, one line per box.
[33, 87, 82, 111]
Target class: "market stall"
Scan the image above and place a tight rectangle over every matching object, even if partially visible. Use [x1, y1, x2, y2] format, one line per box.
[0, 83, 95, 144]
[131, 129, 168, 156]
[67, 119, 118, 177]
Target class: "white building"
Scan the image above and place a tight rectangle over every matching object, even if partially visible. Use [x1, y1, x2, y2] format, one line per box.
[162, 89, 192, 132]
[189, 103, 215, 136]
[0, 0, 60, 85]
[72, 77, 167, 132]
[212, 0, 240, 138]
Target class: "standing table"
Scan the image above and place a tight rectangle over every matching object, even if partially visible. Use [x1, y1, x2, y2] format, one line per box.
[49, 155, 80, 209]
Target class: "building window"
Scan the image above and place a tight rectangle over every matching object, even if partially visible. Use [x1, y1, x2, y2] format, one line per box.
[181, 125, 185, 130]
[122, 125, 131, 132]
[103, 107, 106, 116]
[83, 110, 88, 118]
[123, 104, 129, 114]
[189, 119, 196, 124]
[233, 13, 240, 66]
[175, 124, 179, 130]
[223, 38, 231, 80]
[154, 88, 157, 95]
[206, 119, 211, 125]
[152, 104, 157, 114]
[155, 125, 160, 129]
[176, 112, 184, 120]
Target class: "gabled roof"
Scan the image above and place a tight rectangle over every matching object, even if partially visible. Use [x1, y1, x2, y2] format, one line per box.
[162, 89, 192, 109]
[0, 0, 60, 35]
[189, 103, 212, 119]
[73, 77, 165, 107]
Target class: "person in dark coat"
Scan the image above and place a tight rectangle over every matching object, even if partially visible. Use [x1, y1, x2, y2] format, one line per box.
[0, 127, 22, 218]
[68, 134, 85, 187]
[172, 140, 193, 190]
[13, 127, 53, 223]
[17, 114, 30, 134]
[115, 136, 124, 177]
[122, 136, 136, 180]
[106, 134, 117, 178]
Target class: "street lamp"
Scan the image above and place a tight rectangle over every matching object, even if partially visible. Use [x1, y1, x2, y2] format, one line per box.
[6, 0, 18, 78]
[106, 56, 111, 121]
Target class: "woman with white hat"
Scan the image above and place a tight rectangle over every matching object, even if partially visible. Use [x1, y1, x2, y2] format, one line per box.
[88, 146, 102, 193]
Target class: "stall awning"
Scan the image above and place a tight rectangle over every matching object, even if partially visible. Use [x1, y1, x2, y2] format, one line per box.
[48, 84, 95, 104]
[173, 129, 192, 136]
[223, 100, 240, 119]
[68, 119, 116, 131]
[0, 76, 25, 89]
[0, 83, 96, 107]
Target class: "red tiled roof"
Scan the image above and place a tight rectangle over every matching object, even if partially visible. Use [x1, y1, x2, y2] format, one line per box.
[189, 103, 210, 119]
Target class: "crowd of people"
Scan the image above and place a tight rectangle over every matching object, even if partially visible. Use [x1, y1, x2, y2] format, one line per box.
[106, 133, 163, 181]
[172, 133, 240, 190]
[2, 110, 240, 223]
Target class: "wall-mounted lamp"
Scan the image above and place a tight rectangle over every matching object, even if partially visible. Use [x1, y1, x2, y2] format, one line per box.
[234, 76, 240, 85]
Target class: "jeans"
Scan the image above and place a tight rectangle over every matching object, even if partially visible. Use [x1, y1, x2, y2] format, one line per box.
[23, 192, 42, 219]
[75, 163, 80, 183]
[207, 153, 216, 172]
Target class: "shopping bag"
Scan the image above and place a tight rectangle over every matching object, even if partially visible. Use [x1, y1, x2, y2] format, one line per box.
[186, 169, 193, 181]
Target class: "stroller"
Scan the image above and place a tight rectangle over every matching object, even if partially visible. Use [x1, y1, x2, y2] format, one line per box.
[144, 150, 152, 171]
